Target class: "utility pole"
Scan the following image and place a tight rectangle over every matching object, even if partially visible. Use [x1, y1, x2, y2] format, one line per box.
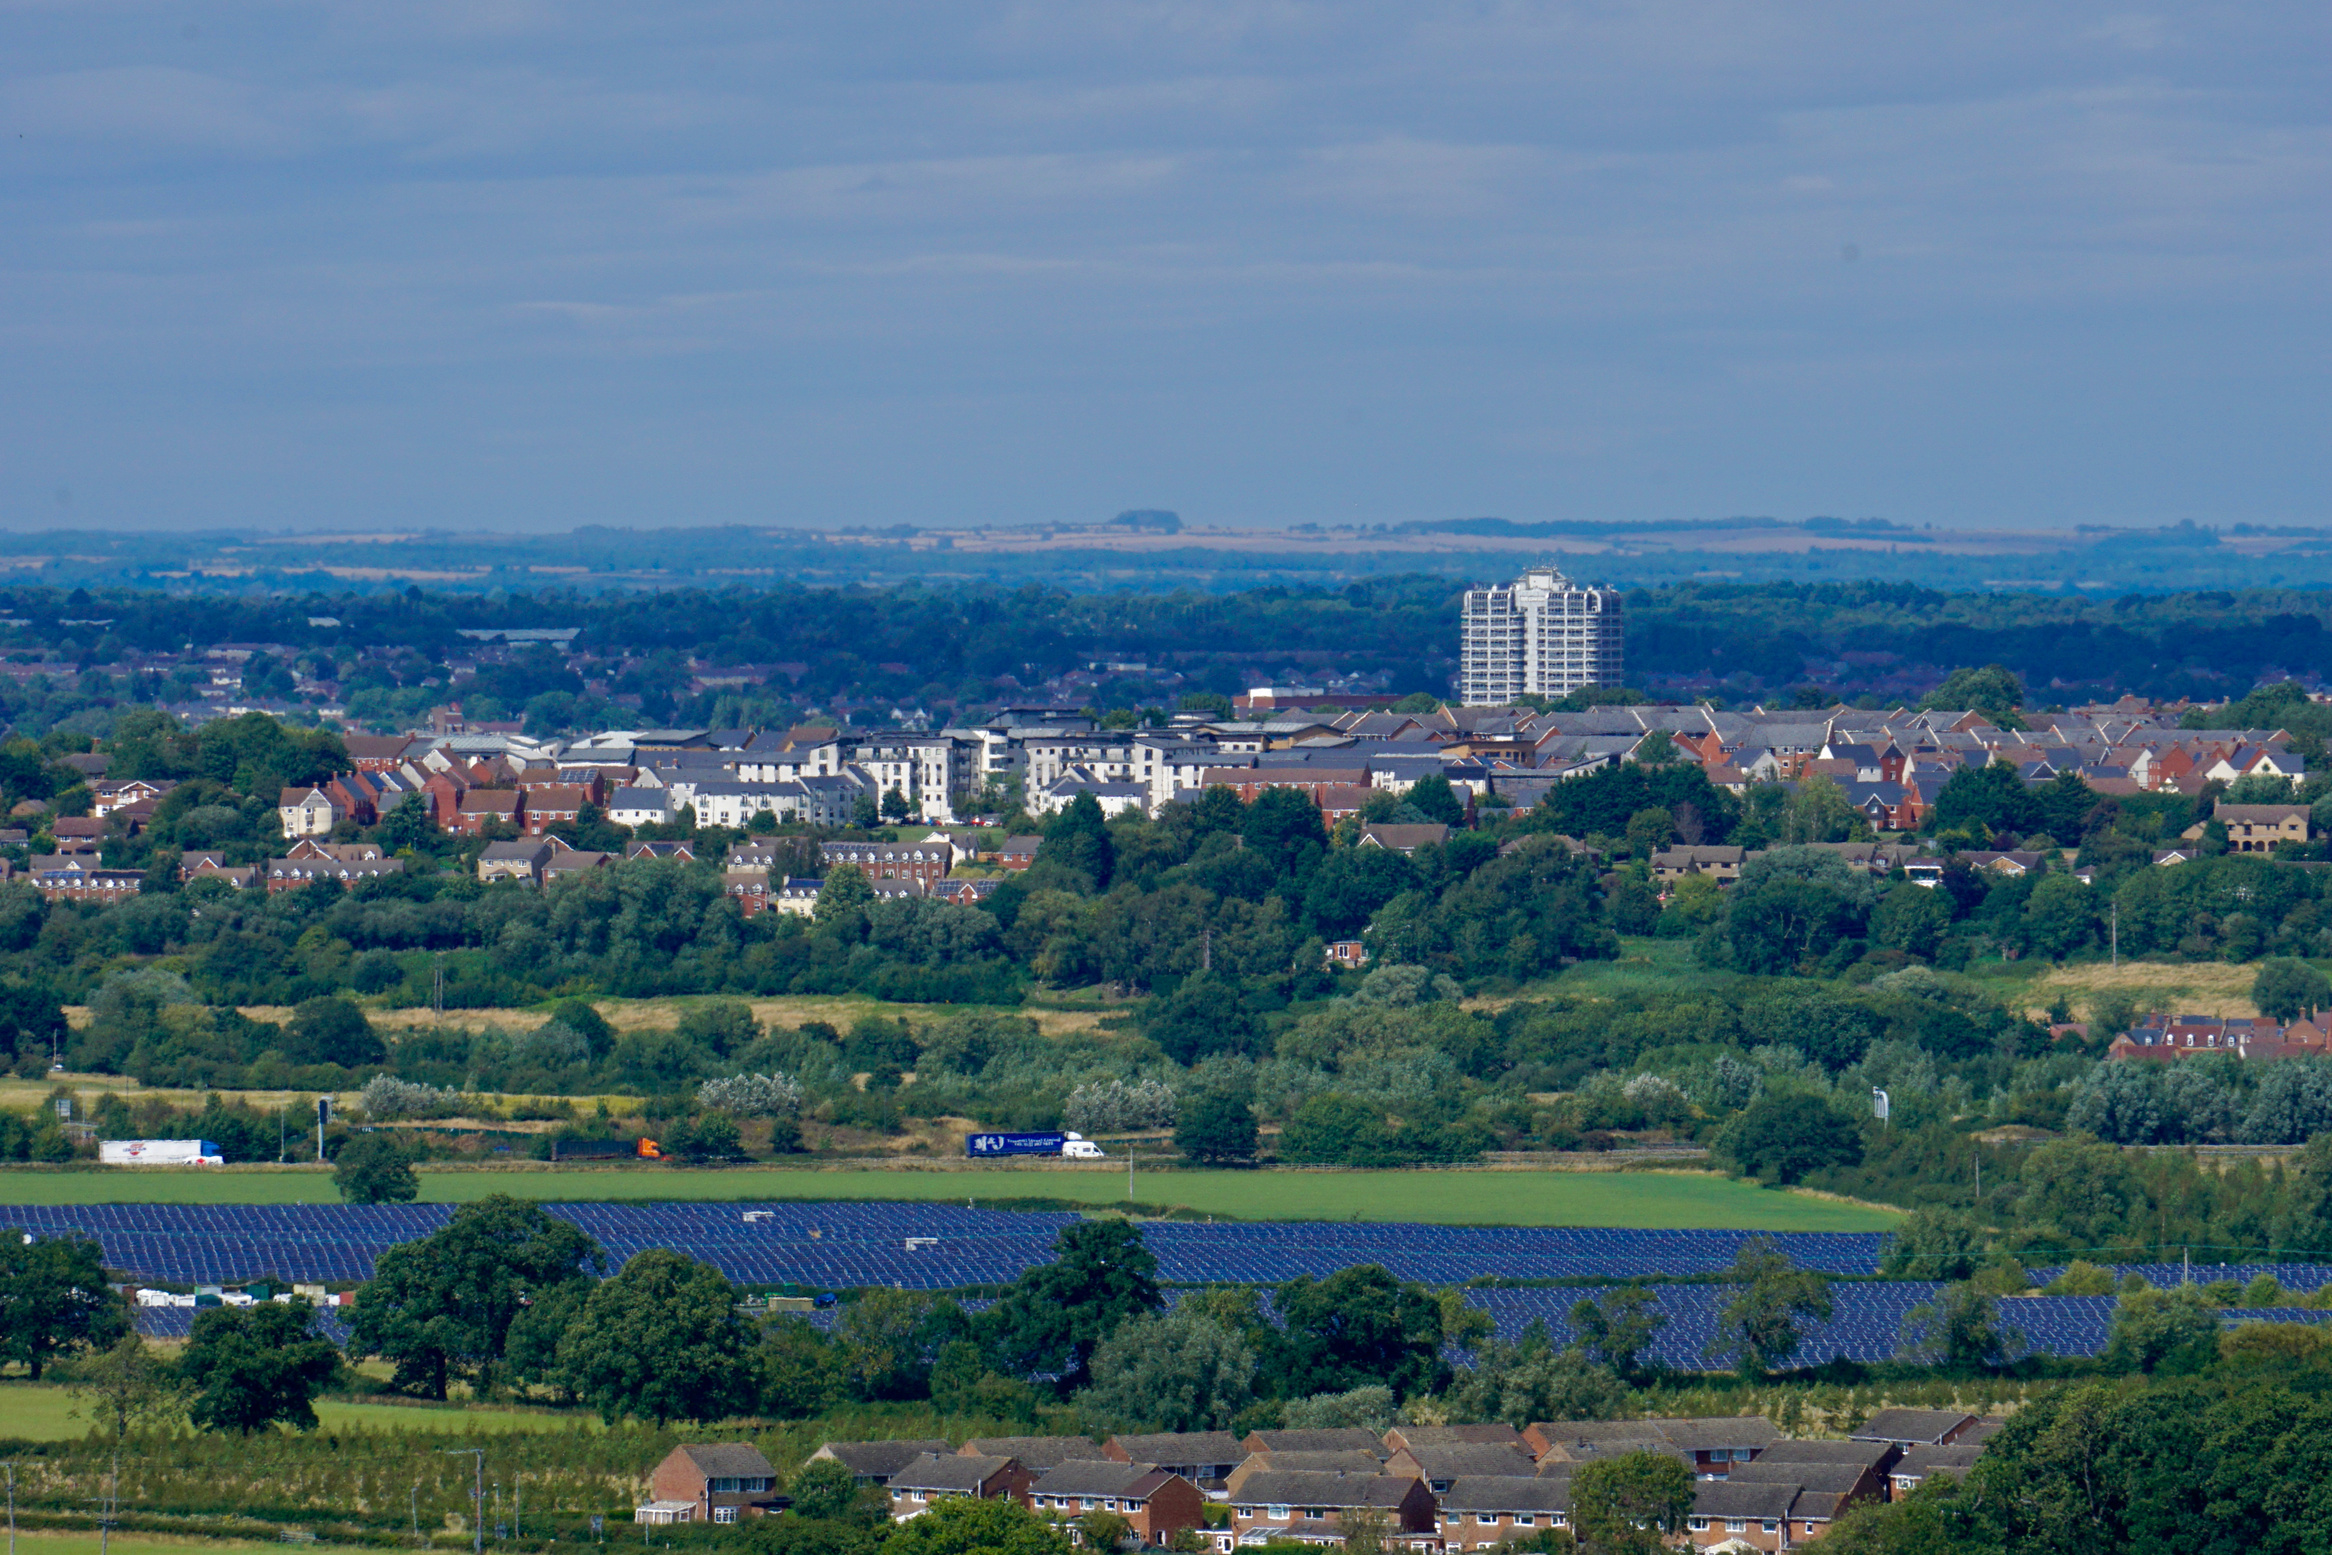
[1127, 1143, 1135, 1202]
[10, 1460, 18, 1555]
[2111, 899, 2118, 967]
[100, 1447, 116, 1555]
[443, 1449, 484, 1555]
[413, 1484, 420, 1542]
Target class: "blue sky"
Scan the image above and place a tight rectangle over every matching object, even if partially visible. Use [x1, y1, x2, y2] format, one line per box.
[2, 1, 2326, 533]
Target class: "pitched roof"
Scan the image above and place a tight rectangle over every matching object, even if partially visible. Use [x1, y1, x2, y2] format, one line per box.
[1385, 1425, 1525, 1450]
[1435, 1477, 1572, 1514]
[1727, 1460, 1872, 1494]
[1750, 1439, 1890, 1470]
[960, 1436, 1109, 1469]
[1028, 1461, 1166, 1497]
[814, 1440, 951, 1478]
[1853, 1408, 1977, 1445]
[1107, 1432, 1246, 1466]
[1691, 1480, 1801, 1519]
[1244, 1452, 1387, 1477]
[674, 1444, 777, 1479]
[1246, 1429, 1387, 1456]
[1895, 1444, 1985, 1479]
[1230, 1472, 1417, 1510]
[893, 1454, 1017, 1492]
[1391, 1445, 1538, 1479]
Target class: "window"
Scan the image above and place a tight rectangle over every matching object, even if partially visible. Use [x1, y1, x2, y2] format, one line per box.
[1444, 1515, 1461, 1527]
[1104, 1501, 1118, 1512]
[1269, 1508, 1290, 1522]
[1478, 1514, 1497, 1526]
[1725, 1521, 1746, 1534]
[713, 1509, 738, 1526]
[1761, 1522, 1778, 1534]
[1516, 1516, 1535, 1528]
[1708, 1450, 1730, 1463]
[1553, 1515, 1568, 1528]
[1688, 1520, 1708, 1533]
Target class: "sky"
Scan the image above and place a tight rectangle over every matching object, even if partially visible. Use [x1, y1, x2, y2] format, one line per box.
[1, 1, 2327, 535]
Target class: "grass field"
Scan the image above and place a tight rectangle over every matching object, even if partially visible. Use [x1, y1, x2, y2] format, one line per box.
[0, 1165, 1898, 1229]
[0, 1535, 286, 1555]
[0, 1382, 597, 1442]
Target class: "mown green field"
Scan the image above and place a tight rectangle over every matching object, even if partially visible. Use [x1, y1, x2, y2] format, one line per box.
[0, 1382, 598, 1442]
[0, 1165, 1897, 1230]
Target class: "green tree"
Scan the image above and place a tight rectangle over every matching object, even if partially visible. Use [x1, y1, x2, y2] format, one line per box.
[2013, 1138, 2144, 1254]
[1568, 1285, 1668, 1381]
[375, 792, 437, 853]
[2101, 1285, 2221, 1375]
[1404, 774, 1467, 827]
[556, 1248, 759, 1424]
[1440, 1319, 1630, 1427]
[1038, 792, 1115, 889]
[0, 1231, 129, 1379]
[1720, 1093, 1864, 1184]
[1624, 807, 1676, 860]
[1077, 1307, 1256, 1432]
[332, 1131, 419, 1204]
[1569, 1451, 1695, 1555]
[180, 1301, 340, 1433]
[759, 1315, 845, 1419]
[1141, 972, 1266, 1065]
[1896, 1283, 2019, 1370]
[1705, 1239, 1834, 1378]
[1880, 1208, 1986, 1280]
[1174, 1091, 1259, 1164]
[1870, 881, 1953, 959]
[815, 865, 875, 929]
[347, 1195, 601, 1399]
[784, 1459, 890, 1527]
[62, 1335, 185, 1439]
[2254, 958, 2332, 1022]
[1780, 775, 1862, 845]
[1241, 787, 1329, 881]
[286, 995, 384, 1067]
[880, 1496, 1071, 1555]
[1931, 760, 2038, 838]
[881, 788, 916, 823]
[983, 1220, 1161, 1390]
[2022, 876, 2100, 961]
[2276, 1134, 2332, 1256]
[1921, 665, 2026, 724]
[1268, 1264, 1448, 1401]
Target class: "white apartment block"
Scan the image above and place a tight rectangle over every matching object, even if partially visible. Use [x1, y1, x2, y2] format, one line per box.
[849, 736, 976, 823]
[1459, 567, 1624, 706]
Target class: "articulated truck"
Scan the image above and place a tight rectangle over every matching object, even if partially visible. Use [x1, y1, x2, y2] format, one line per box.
[100, 1140, 225, 1166]
[964, 1131, 1105, 1159]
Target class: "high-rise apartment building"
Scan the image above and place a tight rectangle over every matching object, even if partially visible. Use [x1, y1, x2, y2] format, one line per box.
[1458, 567, 1624, 706]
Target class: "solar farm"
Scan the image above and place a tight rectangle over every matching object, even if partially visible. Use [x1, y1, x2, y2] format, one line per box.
[10, 1197, 2327, 1362]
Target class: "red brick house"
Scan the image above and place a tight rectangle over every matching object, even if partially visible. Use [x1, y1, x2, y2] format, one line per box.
[888, 1454, 1033, 1519]
[1224, 1471, 1436, 1547]
[522, 784, 592, 835]
[1434, 1476, 1573, 1550]
[634, 1444, 781, 1525]
[451, 788, 524, 835]
[1026, 1461, 1206, 1545]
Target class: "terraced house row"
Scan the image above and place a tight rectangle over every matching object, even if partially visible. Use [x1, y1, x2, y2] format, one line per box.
[761, 1408, 1996, 1552]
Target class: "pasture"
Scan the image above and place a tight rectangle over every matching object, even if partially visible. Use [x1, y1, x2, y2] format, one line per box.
[0, 1164, 1898, 1230]
[0, 1381, 597, 1442]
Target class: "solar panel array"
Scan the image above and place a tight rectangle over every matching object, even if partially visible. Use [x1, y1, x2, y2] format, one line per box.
[0, 1202, 1884, 1288]
[2025, 1262, 2332, 1293]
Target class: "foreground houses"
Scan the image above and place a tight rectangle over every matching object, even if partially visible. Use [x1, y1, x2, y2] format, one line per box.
[635, 1444, 782, 1525]
[782, 1417, 1999, 1550]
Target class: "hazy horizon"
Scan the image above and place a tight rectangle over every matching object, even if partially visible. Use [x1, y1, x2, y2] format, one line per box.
[5, 2, 2326, 535]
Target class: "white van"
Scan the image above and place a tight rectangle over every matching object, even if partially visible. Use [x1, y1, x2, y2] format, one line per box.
[1061, 1135, 1107, 1159]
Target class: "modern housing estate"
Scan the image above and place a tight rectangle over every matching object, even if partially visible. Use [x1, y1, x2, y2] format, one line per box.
[1458, 567, 1625, 705]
